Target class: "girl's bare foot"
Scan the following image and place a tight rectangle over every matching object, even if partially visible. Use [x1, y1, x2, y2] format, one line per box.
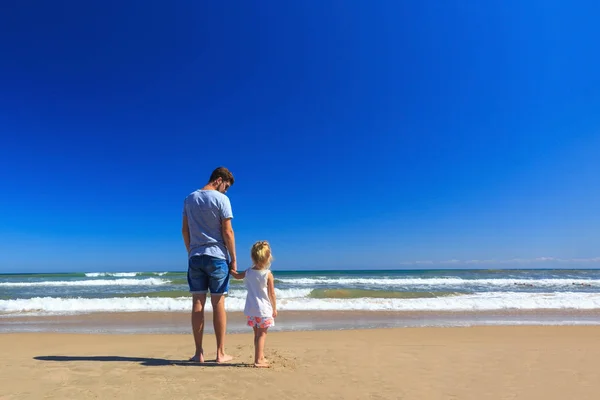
[216, 354, 234, 363]
[254, 361, 270, 368]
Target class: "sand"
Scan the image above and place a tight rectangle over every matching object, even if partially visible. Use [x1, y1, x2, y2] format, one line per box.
[1, 326, 600, 399]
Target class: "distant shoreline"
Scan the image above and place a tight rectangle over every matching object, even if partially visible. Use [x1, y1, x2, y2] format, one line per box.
[4, 267, 600, 275]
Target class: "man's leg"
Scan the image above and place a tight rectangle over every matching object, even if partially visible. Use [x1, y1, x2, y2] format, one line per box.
[191, 294, 207, 362]
[211, 294, 233, 363]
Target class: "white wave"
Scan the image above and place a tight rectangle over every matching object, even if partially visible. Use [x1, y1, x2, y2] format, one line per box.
[227, 288, 312, 299]
[85, 272, 140, 277]
[277, 277, 600, 288]
[0, 278, 169, 287]
[4, 292, 600, 314]
[0, 297, 196, 313]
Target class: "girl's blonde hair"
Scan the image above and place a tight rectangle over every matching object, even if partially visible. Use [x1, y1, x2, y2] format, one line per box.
[251, 240, 273, 269]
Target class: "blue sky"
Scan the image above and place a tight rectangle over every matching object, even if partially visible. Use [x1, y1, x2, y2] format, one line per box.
[1, 1, 599, 273]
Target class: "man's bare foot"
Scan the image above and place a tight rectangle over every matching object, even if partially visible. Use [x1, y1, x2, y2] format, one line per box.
[188, 352, 204, 362]
[254, 361, 270, 368]
[216, 354, 234, 363]
[259, 357, 269, 364]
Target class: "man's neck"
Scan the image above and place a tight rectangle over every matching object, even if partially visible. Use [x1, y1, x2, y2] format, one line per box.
[201, 183, 217, 191]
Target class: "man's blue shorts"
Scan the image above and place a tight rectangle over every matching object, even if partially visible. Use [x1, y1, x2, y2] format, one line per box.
[187, 255, 230, 295]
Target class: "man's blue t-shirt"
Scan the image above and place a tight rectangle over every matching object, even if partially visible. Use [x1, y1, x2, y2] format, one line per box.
[183, 190, 233, 260]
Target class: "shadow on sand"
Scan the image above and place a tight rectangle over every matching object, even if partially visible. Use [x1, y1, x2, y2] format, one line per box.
[34, 355, 250, 368]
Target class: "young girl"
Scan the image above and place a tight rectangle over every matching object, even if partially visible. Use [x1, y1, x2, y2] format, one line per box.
[230, 240, 277, 368]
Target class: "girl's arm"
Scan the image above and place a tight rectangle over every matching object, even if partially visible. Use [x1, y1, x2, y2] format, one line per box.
[267, 271, 277, 318]
[230, 270, 246, 280]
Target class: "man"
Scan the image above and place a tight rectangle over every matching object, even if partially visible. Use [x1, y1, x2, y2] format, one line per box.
[182, 167, 237, 363]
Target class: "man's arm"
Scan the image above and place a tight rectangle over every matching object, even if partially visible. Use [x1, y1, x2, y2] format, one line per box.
[182, 215, 190, 254]
[222, 218, 237, 272]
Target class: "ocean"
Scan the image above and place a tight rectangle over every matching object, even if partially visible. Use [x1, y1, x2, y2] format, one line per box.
[2, 269, 600, 332]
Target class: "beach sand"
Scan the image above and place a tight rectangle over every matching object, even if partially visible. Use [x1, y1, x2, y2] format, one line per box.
[1, 326, 599, 399]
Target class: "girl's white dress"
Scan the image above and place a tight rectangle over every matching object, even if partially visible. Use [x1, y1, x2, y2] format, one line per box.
[244, 268, 274, 327]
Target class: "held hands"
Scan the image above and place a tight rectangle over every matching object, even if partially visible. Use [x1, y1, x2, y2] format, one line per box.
[230, 271, 245, 280]
[228, 259, 237, 273]
[228, 261, 245, 280]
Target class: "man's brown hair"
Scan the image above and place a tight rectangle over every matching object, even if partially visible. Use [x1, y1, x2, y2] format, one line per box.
[209, 167, 235, 185]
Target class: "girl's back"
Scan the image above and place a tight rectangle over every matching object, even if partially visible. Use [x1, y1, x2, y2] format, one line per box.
[244, 268, 272, 317]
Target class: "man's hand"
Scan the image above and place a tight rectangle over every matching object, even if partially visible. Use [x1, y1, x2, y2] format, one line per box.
[228, 259, 237, 273]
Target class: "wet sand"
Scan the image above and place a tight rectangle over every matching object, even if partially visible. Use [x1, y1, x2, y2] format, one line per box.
[3, 309, 600, 333]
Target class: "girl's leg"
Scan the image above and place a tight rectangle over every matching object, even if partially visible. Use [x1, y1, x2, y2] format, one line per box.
[253, 325, 258, 351]
[254, 327, 269, 367]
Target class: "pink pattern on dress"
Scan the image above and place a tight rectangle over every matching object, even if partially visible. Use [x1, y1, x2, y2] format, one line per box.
[246, 315, 275, 328]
